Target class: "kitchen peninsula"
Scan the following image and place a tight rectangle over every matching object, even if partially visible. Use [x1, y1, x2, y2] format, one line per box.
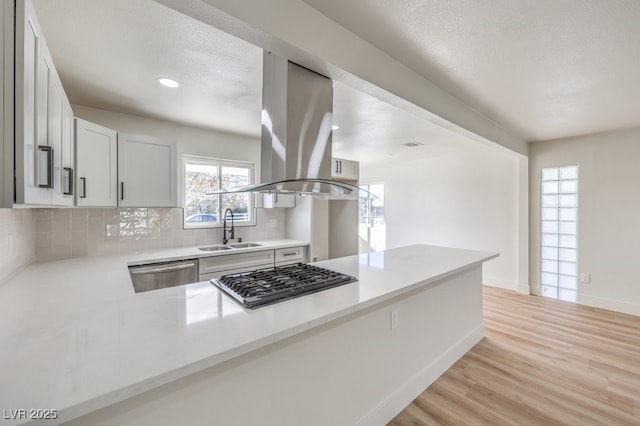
[0, 244, 497, 425]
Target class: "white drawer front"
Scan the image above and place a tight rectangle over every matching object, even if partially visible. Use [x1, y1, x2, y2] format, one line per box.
[200, 264, 275, 282]
[199, 250, 274, 275]
[274, 246, 305, 264]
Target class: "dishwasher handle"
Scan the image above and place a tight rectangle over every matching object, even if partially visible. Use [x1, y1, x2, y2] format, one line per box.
[130, 262, 196, 275]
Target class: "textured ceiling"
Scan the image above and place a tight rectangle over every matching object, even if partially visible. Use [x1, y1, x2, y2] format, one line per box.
[302, 0, 640, 142]
[332, 81, 483, 164]
[32, 0, 484, 166]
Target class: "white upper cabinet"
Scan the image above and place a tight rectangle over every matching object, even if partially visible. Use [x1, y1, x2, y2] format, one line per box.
[15, 0, 46, 204]
[49, 61, 74, 206]
[75, 118, 117, 207]
[331, 157, 359, 182]
[117, 134, 177, 207]
[15, 0, 74, 206]
[61, 100, 74, 200]
[262, 193, 296, 208]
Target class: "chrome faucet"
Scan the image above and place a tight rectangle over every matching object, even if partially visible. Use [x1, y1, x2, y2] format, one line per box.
[223, 208, 235, 244]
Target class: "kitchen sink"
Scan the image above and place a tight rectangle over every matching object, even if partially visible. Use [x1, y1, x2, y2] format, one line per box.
[228, 242, 262, 249]
[198, 245, 233, 252]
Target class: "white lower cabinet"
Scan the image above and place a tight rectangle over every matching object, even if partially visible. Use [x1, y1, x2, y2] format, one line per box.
[199, 250, 275, 281]
[75, 118, 118, 207]
[198, 246, 308, 281]
[117, 134, 177, 207]
[275, 246, 305, 266]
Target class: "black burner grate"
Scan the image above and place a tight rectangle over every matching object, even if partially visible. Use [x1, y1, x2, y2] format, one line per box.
[211, 263, 357, 309]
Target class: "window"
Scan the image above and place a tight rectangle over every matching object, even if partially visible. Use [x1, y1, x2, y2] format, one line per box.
[359, 183, 385, 251]
[183, 155, 254, 228]
[541, 166, 578, 302]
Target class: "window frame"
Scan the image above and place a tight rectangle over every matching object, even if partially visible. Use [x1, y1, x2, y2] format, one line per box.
[540, 165, 579, 302]
[182, 155, 256, 229]
[359, 182, 386, 251]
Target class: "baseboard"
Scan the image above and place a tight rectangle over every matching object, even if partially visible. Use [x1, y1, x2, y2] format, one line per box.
[529, 284, 638, 316]
[516, 283, 530, 294]
[579, 294, 640, 316]
[356, 324, 484, 426]
[482, 277, 521, 292]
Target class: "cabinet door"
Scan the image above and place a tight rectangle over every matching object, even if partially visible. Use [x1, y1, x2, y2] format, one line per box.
[48, 62, 68, 206]
[61, 99, 74, 201]
[274, 246, 307, 265]
[75, 118, 117, 207]
[263, 193, 296, 208]
[15, 0, 51, 204]
[331, 158, 359, 181]
[117, 134, 177, 207]
[340, 159, 359, 181]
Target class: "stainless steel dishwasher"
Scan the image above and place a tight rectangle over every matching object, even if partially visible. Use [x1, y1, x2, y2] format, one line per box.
[129, 259, 198, 293]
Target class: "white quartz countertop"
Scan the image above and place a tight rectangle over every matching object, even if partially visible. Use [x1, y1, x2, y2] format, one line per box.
[0, 243, 497, 425]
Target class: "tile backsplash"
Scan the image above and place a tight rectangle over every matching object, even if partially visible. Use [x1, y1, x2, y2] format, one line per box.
[0, 209, 35, 283]
[35, 207, 285, 262]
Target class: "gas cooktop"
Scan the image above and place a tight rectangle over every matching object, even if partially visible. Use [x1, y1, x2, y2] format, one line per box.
[211, 263, 358, 309]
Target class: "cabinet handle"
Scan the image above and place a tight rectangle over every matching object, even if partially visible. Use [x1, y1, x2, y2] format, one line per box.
[37, 145, 54, 189]
[121, 182, 124, 200]
[63, 167, 73, 195]
[129, 262, 196, 274]
[281, 252, 298, 257]
[80, 177, 87, 199]
[335, 160, 340, 173]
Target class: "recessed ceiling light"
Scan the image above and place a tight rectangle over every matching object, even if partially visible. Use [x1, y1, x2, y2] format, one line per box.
[332, 124, 340, 131]
[157, 77, 179, 88]
[402, 142, 424, 148]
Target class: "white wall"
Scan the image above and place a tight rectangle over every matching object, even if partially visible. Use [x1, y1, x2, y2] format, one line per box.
[529, 127, 640, 315]
[361, 148, 522, 290]
[73, 105, 259, 161]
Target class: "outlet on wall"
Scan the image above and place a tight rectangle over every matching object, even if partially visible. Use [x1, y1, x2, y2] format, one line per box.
[580, 273, 591, 283]
[105, 224, 117, 237]
[7, 233, 14, 253]
[268, 219, 278, 229]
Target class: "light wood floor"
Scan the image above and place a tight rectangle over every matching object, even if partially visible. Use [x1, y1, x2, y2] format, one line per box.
[389, 286, 640, 425]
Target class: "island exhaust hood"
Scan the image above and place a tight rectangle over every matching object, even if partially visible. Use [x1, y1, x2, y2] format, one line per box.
[217, 51, 362, 197]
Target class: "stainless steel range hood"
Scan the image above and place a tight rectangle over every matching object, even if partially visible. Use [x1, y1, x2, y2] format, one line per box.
[218, 51, 362, 197]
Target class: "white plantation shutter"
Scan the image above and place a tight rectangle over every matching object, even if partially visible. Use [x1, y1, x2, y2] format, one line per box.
[541, 166, 578, 302]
